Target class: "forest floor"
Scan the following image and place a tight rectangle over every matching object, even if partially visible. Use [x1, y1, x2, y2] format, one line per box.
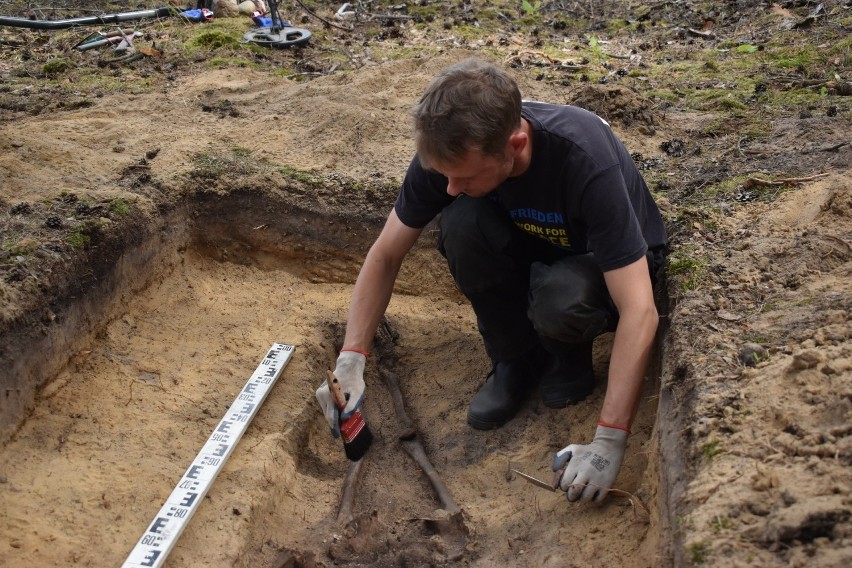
[0, 1, 850, 567]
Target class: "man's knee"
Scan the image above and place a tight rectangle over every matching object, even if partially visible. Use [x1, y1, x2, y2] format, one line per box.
[527, 255, 617, 344]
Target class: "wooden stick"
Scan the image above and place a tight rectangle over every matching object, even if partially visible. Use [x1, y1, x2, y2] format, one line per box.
[743, 172, 829, 189]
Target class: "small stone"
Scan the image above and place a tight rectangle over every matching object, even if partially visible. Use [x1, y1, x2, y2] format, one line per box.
[747, 501, 770, 516]
[238, 1, 258, 16]
[213, 0, 239, 18]
[739, 343, 767, 367]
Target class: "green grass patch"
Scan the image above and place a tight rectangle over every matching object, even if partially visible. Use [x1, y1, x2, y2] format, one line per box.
[449, 24, 491, 42]
[5, 238, 39, 257]
[66, 219, 106, 251]
[521, 0, 541, 16]
[108, 198, 131, 217]
[183, 19, 251, 55]
[189, 29, 242, 51]
[687, 540, 711, 565]
[690, 88, 748, 111]
[710, 515, 733, 531]
[368, 44, 443, 63]
[764, 42, 821, 72]
[701, 439, 722, 461]
[279, 165, 324, 186]
[667, 248, 708, 293]
[703, 175, 751, 197]
[43, 58, 72, 77]
[208, 56, 261, 70]
[192, 147, 264, 180]
[67, 229, 91, 250]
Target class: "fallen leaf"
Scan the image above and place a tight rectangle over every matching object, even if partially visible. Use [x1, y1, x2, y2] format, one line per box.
[770, 5, 795, 18]
[139, 46, 162, 58]
[717, 309, 744, 321]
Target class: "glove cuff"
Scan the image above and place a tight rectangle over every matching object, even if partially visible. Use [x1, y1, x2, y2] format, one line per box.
[594, 424, 629, 448]
[597, 420, 630, 434]
[341, 347, 369, 358]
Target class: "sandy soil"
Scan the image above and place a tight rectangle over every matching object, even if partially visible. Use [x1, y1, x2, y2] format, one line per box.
[0, 1, 850, 567]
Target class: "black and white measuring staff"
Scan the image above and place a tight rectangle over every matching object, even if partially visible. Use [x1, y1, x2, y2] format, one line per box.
[122, 343, 295, 568]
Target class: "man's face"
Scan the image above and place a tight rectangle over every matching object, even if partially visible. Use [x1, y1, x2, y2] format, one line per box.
[431, 147, 515, 198]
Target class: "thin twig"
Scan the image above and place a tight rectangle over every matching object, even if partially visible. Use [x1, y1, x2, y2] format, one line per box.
[561, 481, 652, 520]
[743, 172, 829, 189]
[292, 0, 352, 31]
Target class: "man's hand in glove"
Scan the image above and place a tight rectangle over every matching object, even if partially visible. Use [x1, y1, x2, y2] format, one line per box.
[552, 423, 629, 503]
[315, 350, 367, 437]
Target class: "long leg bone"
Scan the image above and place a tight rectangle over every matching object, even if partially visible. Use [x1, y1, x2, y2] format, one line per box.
[379, 366, 460, 514]
[379, 368, 416, 439]
[337, 458, 365, 524]
[400, 438, 460, 514]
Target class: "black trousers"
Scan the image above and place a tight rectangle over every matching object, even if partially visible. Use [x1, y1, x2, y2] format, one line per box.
[437, 195, 664, 362]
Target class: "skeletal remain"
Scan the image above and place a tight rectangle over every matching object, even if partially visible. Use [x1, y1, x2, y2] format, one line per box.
[379, 366, 460, 513]
[337, 458, 364, 524]
[334, 317, 468, 560]
[378, 367, 416, 440]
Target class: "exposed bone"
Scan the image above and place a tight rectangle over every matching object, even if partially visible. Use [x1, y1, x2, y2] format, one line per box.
[375, 318, 463, 513]
[337, 458, 365, 524]
[378, 363, 460, 514]
[399, 437, 460, 514]
[378, 368, 416, 439]
[334, 317, 468, 559]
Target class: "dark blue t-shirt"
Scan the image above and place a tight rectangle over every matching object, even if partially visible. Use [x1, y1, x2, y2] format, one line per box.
[394, 102, 667, 272]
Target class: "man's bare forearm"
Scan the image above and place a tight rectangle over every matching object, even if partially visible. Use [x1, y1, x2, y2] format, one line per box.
[599, 256, 659, 430]
[598, 306, 658, 429]
[342, 248, 403, 352]
[341, 210, 423, 353]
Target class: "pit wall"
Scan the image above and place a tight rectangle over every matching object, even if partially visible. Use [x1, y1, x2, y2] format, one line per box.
[0, 209, 189, 447]
[0, 187, 390, 448]
[0, 189, 684, 566]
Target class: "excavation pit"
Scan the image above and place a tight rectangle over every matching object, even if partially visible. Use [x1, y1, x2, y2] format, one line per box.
[0, 189, 666, 567]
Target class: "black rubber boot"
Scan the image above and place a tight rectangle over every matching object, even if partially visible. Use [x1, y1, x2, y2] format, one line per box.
[467, 348, 546, 430]
[539, 341, 596, 409]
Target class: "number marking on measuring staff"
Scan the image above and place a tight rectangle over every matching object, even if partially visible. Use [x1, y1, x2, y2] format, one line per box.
[122, 343, 295, 568]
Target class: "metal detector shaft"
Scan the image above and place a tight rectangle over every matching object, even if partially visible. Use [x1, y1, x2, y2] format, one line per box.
[0, 7, 172, 30]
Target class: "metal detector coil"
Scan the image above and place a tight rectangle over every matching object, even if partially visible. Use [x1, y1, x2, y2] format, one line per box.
[244, 26, 311, 47]
[244, 0, 311, 48]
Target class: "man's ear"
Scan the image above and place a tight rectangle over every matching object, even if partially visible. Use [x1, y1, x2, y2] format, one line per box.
[507, 129, 528, 156]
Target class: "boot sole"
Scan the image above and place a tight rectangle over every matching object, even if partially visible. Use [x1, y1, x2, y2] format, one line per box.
[467, 411, 511, 430]
[540, 385, 594, 409]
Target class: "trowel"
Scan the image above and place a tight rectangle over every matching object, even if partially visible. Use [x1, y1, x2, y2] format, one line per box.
[512, 469, 564, 492]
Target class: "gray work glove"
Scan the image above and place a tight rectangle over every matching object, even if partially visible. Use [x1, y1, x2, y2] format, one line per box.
[315, 351, 366, 438]
[553, 424, 629, 503]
